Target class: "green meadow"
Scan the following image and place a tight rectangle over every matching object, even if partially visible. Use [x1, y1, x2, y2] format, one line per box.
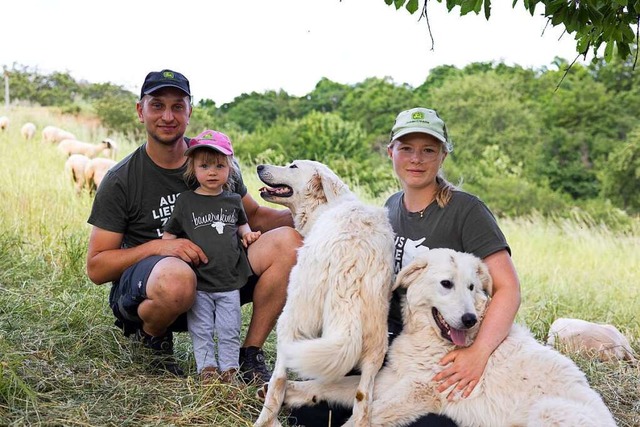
[1, 107, 638, 426]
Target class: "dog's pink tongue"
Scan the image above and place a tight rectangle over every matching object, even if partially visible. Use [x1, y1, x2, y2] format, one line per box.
[450, 328, 466, 346]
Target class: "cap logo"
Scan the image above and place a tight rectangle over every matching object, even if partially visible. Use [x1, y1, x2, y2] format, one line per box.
[412, 112, 425, 120]
[202, 133, 213, 140]
[163, 71, 175, 79]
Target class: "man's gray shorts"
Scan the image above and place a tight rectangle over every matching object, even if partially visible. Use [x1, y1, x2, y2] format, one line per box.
[109, 255, 258, 336]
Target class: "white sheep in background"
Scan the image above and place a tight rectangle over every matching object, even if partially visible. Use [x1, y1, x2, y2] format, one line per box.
[84, 157, 117, 193]
[0, 116, 9, 131]
[57, 138, 114, 158]
[101, 138, 118, 159]
[42, 125, 76, 144]
[547, 317, 636, 362]
[21, 122, 37, 140]
[64, 154, 91, 194]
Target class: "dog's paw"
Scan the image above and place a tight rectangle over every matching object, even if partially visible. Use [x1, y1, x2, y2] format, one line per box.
[256, 383, 268, 402]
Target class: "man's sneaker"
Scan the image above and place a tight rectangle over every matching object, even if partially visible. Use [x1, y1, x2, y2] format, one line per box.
[239, 346, 271, 385]
[134, 329, 184, 377]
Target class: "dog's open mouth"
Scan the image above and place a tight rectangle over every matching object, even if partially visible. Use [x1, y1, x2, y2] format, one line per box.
[259, 184, 293, 198]
[432, 307, 467, 347]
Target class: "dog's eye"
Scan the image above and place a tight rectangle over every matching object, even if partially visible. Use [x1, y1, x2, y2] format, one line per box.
[289, 164, 298, 169]
[469, 284, 475, 291]
[440, 280, 453, 289]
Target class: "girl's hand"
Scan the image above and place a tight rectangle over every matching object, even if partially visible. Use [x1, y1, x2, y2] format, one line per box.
[242, 230, 261, 247]
[433, 344, 489, 400]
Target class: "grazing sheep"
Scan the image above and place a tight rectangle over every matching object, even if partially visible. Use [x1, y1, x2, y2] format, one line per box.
[21, 122, 37, 140]
[84, 157, 117, 193]
[57, 138, 114, 158]
[101, 138, 118, 159]
[42, 125, 76, 144]
[547, 317, 636, 362]
[64, 154, 91, 194]
[0, 116, 9, 131]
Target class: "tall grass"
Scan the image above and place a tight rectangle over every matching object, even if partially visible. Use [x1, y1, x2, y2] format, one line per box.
[1, 107, 639, 426]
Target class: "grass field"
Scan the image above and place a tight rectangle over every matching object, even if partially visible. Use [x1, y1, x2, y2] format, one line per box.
[1, 107, 639, 426]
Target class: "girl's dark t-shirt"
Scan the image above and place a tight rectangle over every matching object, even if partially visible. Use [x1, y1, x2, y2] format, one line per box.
[163, 190, 252, 292]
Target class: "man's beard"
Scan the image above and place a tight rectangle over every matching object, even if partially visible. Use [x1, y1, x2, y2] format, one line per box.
[148, 130, 183, 146]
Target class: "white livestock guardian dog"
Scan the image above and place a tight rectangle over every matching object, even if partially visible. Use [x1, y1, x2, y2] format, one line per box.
[282, 249, 616, 427]
[253, 160, 395, 427]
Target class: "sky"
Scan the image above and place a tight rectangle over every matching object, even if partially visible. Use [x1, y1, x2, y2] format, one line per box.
[1, 0, 587, 105]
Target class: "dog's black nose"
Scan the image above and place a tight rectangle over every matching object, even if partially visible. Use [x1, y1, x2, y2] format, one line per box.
[257, 165, 264, 172]
[461, 313, 477, 328]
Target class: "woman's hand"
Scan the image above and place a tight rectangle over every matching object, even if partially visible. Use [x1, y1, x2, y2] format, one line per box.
[433, 344, 490, 400]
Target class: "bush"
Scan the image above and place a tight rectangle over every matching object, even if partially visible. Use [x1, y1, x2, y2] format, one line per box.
[233, 112, 396, 196]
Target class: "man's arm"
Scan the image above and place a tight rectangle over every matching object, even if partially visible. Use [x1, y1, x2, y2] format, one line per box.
[241, 192, 293, 233]
[86, 226, 208, 285]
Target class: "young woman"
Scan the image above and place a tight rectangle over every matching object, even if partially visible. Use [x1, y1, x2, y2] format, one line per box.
[385, 108, 521, 422]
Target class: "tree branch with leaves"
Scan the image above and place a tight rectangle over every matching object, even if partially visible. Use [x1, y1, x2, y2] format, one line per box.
[386, 0, 639, 66]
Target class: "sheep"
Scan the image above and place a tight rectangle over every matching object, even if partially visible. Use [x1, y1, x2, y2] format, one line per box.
[42, 125, 76, 144]
[101, 138, 118, 159]
[57, 138, 114, 158]
[547, 317, 636, 362]
[0, 116, 9, 131]
[84, 157, 117, 193]
[64, 154, 91, 194]
[21, 122, 37, 140]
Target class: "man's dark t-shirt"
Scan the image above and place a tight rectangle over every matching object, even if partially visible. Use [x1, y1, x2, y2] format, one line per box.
[87, 144, 248, 248]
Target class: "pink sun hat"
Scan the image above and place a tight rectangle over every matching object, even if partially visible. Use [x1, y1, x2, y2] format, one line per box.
[184, 130, 234, 156]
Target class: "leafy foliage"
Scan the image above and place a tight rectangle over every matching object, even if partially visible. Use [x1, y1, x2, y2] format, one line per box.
[234, 112, 395, 196]
[93, 90, 140, 137]
[386, 0, 640, 64]
[599, 128, 640, 213]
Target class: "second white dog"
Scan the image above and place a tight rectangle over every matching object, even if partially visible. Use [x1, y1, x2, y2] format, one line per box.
[253, 160, 395, 427]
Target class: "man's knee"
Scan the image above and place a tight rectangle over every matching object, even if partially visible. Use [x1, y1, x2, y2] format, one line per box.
[276, 227, 303, 258]
[148, 257, 197, 310]
[249, 227, 301, 276]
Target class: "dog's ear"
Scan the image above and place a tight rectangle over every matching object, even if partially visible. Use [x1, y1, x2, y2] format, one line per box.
[394, 255, 429, 290]
[476, 260, 493, 296]
[473, 259, 493, 318]
[307, 174, 328, 204]
[316, 165, 349, 202]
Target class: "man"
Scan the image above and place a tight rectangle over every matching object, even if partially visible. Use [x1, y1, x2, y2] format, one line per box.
[86, 69, 301, 383]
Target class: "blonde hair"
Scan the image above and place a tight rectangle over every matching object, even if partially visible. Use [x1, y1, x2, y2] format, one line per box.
[434, 175, 457, 208]
[184, 148, 238, 191]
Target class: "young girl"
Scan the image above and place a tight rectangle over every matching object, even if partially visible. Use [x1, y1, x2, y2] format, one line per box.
[162, 129, 260, 383]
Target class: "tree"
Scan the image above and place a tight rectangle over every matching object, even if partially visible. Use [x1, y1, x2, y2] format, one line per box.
[340, 77, 417, 138]
[93, 91, 141, 137]
[386, 0, 640, 64]
[599, 128, 640, 213]
[220, 90, 297, 133]
[534, 63, 621, 199]
[302, 78, 351, 115]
